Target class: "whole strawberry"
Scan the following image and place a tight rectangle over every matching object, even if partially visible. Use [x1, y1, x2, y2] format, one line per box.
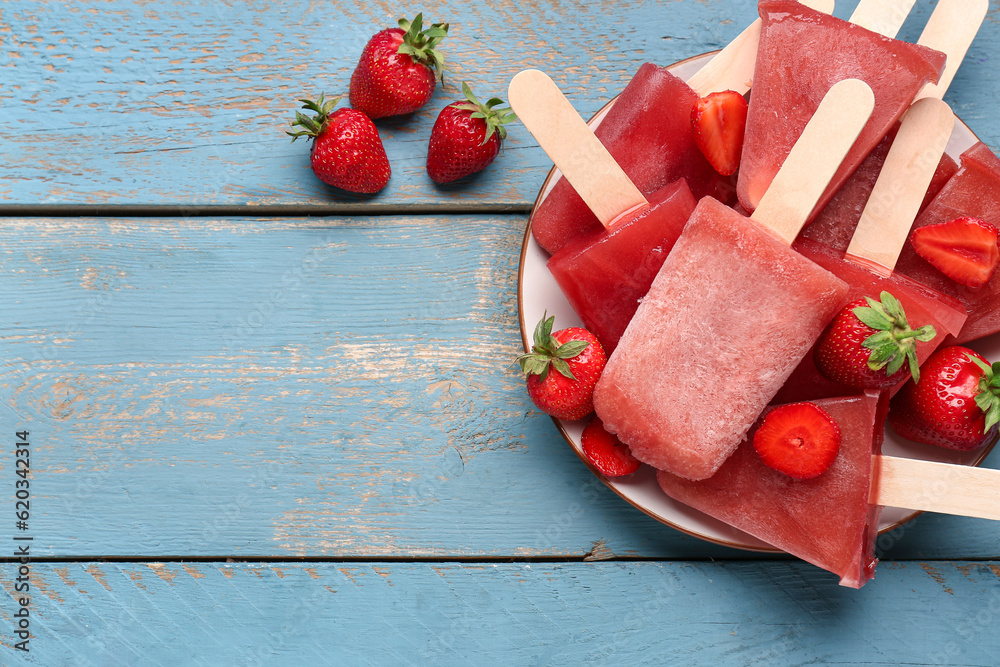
[814, 291, 936, 389]
[287, 94, 390, 194]
[517, 314, 606, 421]
[349, 14, 449, 119]
[889, 346, 1000, 451]
[427, 82, 516, 183]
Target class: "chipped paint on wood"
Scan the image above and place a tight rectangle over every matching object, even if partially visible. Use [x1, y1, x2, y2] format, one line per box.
[0, 561, 998, 664]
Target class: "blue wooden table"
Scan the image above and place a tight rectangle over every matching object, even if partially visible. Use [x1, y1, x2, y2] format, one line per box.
[1, 0, 999, 663]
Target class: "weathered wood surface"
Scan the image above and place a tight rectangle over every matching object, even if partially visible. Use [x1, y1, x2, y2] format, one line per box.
[1, 561, 999, 665]
[3, 0, 1000, 663]
[0, 0, 996, 211]
[2, 213, 999, 560]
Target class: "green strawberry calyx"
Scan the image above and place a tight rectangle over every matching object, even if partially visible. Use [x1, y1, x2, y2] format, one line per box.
[287, 94, 340, 142]
[516, 313, 589, 382]
[854, 291, 936, 383]
[455, 81, 517, 145]
[397, 14, 449, 80]
[966, 353, 1000, 433]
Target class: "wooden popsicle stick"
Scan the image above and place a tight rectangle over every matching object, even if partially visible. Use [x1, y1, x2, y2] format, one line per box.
[849, 0, 917, 38]
[915, 0, 990, 101]
[845, 98, 955, 273]
[751, 79, 875, 245]
[875, 455, 1000, 521]
[687, 0, 834, 97]
[844, 0, 985, 272]
[507, 69, 646, 228]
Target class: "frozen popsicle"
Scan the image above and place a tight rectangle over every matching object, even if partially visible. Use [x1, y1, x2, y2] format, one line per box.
[738, 0, 947, 220]
[592, 79, 874, 480]
[894, 141, 1000, 343]
[773, 97, 969, 403]
[797, 0, 987, 253]
[509, 70, 699, 353]
[529, 0, 838, 255]
[528, 63, 732, 256]
[657, 391, 1000, 588]
[546, 180, 697, 353]
[658, 392, 886, 588]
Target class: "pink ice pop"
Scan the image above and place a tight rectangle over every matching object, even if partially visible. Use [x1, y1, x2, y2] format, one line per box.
[738, 0, 947, 220]
[657, 391, 887, 588]
[593, 80, 874, 480]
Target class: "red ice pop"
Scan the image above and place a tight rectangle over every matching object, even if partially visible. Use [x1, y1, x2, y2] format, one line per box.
[774, 97, 969, 402]
[593, 79, 874, 480]
[894, 141, 1000, 343]
[738, 0, 947, 220]
[509, 70, 699, 353]
[797, 0, 987, 253]
[528, 0, 838, 255]
[658, 392, 887, 588]
[658, 390, 1000, 588]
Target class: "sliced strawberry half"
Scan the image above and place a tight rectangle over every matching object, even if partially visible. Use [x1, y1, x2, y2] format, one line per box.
[580, 416, 640, 477]
[752, 402, 842, 480]
[910, 216, 1000, 288]
[691, 90, 748, 176]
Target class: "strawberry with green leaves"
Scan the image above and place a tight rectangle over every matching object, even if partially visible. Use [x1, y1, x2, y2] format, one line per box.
[814, 291, 936, 389]
[287, 94, 390, 194]
[426, 82, 516, 183]
[349, 14, 449, 119]
[889, 346, 1000, 451]
[517, 314, 606, 421]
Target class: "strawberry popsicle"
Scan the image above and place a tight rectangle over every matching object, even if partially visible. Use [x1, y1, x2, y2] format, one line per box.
[894, 141, 1000, 343]
[774, 98, 968, 402]
[529, 63, 731, 255]
[738, 0, 947, 220]
[529, 0, 837, 255]
[797, 0, 987, 253]
[546, 179, 696, 353]
[593, 80, 873, 480]
[797, 131, 958, 254]
[657, 391, 887, 588]
[509, 70, 698, 354]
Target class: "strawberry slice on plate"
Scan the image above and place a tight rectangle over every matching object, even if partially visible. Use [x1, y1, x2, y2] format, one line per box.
[752, 402, 842, 480]
[690, 90, 748, 176]
[910, 216, 1000, 288]
[581, 416, 640, 477]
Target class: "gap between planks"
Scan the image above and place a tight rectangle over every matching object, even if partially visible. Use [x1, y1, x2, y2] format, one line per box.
[0, 203, 535, 218]
[0, 555, 997, 564]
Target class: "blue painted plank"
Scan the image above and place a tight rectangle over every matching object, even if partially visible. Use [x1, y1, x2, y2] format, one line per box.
[0, 560, 998, 664]
[0, 0, 996, 209]
[1, 214, 999, 560]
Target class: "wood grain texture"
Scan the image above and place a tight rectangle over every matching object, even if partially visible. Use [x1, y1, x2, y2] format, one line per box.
[1, 214, 999, 560]
[0, 0, 996, 210]
[1, 561, 999, 664]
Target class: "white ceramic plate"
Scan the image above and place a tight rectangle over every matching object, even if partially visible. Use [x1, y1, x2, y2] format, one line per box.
[517, 52, 999, 552]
